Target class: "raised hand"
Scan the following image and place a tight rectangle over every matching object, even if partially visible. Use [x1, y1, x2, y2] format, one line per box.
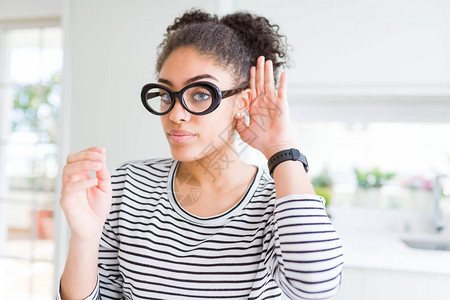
[235, 56, 295, 159]
[60, 146, 112, 243]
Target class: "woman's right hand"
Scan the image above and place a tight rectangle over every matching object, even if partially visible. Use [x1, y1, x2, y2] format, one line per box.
[60, 146, 112, 244]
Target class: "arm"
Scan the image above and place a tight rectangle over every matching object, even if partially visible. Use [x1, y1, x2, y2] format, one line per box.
[57, 216, 123, 300]
[236, 57, 315, 198]
[56, 217, 124, 300]
[261, 122, 343, 299]
[262, 191, 343, 299]
[96, 216, 124, 299]
[59, 239, 101, 300]
[236, 57, 343, 299]
[95, 168, 128, 299]
[269, 153, 314, 197]
[58, 147, 123, 299]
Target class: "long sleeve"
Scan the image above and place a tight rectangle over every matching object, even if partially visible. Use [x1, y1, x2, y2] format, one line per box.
[56, 277, 100, 300]
[262, 193, 343, 299]
[96, 217, 123, 299]
[94, 164, 128, 299]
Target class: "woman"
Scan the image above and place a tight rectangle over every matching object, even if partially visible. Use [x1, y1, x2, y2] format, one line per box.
[58, 9, 343, 300]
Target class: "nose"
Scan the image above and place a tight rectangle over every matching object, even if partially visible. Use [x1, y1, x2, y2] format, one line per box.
[169, 97, 190, 123]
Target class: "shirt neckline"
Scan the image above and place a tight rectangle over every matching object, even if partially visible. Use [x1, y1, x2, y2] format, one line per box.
[167, 159, 262, 225]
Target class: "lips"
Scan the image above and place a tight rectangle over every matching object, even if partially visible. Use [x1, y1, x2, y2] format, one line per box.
[167, 129, 197, 143]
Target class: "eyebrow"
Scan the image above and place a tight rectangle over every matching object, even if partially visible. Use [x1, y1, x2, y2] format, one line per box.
[158, 74, 219, 87]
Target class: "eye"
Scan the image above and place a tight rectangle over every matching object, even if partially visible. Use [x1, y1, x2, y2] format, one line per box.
[192, 92, 211, 102]
[160, 91, 172, 103]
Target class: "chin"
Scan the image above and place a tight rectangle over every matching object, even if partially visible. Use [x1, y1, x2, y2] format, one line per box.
[170, 150, 194, 163]
[169, 144, 203, 163]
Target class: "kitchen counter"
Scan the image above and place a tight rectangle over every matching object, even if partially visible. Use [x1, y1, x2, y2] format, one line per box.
[329, 205, 450, 275]
[340, 231, 450, 275]
[329, 206, 450, 300]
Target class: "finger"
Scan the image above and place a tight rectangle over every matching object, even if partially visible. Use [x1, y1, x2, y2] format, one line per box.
[62, 177, 98, 196]
[96, 160, 111, 194]
[249, 66, 257, 99]
[264, 60, 275, 95]
[255, 56, 265, 95]
[278, 71, 288, 101]
[68, 172, 90, 183]
[63, 160, 103, 182]
[67, 148, 105, 164]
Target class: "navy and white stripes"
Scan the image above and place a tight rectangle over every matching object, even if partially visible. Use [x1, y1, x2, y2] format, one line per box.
[57, 158, 343, 299]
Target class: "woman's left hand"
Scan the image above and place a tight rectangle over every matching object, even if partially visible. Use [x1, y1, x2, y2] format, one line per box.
[236, 56, 296, 159]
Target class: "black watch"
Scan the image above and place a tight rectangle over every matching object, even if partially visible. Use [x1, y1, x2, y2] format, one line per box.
[268, 148, 309, 176]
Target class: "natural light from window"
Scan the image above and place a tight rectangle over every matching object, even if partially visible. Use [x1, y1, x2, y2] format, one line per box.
[0, 26, 62, 300]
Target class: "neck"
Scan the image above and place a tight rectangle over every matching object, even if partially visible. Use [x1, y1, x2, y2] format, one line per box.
[177, 141, 250, 190]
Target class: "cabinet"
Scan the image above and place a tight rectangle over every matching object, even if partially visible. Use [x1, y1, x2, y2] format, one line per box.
[335, 267, 450, 300]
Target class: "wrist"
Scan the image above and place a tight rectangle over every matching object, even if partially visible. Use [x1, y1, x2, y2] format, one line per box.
[69, 235, 101, 250]
[267, 147, 309, 176]
[263, 141, 297, 159]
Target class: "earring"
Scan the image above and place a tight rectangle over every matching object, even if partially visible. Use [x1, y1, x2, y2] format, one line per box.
[236, 112, 247, 118]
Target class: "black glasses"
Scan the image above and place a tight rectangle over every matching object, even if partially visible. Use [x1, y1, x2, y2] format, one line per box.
[140, 81, 245, 116]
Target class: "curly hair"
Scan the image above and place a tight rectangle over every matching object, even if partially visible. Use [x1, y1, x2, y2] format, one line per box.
[156, 9, 290, 87]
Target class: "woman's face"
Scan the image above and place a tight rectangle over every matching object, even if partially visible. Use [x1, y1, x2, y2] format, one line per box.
[159, 47, 243, 162]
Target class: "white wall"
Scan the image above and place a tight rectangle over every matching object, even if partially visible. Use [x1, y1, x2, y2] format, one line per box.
[64, 0, 224, 170]
[63, 0, 450, 171]
[236, 0, 450, 87]
[234, 0, 450, 122]
[0, 0, 61, 20]
[64, 0, 450, 170]
[58, 0, 450, 295]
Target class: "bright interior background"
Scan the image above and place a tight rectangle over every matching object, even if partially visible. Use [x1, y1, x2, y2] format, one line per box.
[0, 0, 62, 297]
[0, 0, 449, 299]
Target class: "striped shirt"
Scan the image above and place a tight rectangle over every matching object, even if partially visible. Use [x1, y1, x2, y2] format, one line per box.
[57, 158, 343, 299]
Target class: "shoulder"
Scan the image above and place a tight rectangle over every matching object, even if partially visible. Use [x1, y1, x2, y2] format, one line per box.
[259, 168, 275, 189]
[253, 167, 277, 200]
[111, 157, 175, 179]
[110, 157, 175, 205]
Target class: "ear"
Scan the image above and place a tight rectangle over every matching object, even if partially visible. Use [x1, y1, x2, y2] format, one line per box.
[234, 88, 252, 116]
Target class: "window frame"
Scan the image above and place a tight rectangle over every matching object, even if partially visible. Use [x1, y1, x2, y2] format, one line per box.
[0, 16, 62, 298]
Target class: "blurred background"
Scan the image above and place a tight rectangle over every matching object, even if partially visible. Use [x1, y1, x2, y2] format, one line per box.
[0, 0, 449, 299]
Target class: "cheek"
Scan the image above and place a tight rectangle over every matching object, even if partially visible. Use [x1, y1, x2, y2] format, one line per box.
[160, 116, 167, 130]
[200, 103, 236, 141]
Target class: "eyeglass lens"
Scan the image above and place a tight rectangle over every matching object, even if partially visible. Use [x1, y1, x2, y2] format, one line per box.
[145, 86, 214, 114]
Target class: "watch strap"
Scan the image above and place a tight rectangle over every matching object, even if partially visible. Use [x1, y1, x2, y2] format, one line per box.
[268, 148, 309, 176]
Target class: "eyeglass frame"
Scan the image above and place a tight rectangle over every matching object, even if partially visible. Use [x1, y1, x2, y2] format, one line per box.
[140, 81, 246, 116]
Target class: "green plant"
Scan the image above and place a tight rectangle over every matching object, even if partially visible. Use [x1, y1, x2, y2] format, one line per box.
[12, 71, 61, 143]
[312, 169, 334, 207]
[354, 167, 396, 189]
[312, 169, 333, 188]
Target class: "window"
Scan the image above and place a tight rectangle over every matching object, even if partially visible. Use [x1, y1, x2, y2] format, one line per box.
[0, 24, 62, 299]
[293, 121, 450, 213]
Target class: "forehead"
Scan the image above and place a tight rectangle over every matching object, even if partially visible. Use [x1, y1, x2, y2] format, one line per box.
[159, 47, 232, 89]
